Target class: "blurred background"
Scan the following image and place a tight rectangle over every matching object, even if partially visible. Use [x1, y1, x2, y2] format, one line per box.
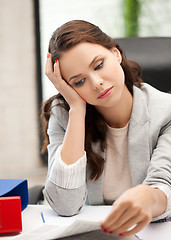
[0, 0, 171, 188]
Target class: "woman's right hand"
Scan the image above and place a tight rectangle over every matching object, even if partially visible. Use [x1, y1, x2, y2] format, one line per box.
[45, 54, 86, 165]
[45, 53, 86, 111]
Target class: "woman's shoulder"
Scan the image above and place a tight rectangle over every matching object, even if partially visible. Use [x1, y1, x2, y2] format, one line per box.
[134, 83, 171, 110]
[140, 83, 171, 102]
[132, 83, 171, 123]
[139, 83, 171, 120]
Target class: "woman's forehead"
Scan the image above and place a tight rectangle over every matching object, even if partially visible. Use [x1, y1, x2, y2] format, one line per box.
[61, 43, 113, 70]
[59, 43, 107, 75]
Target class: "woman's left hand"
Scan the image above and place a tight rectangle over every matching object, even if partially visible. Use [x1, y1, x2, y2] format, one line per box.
[101, 184, 156, 236]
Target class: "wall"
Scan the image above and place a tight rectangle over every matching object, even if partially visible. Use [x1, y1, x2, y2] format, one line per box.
[0, 0, 46, 187]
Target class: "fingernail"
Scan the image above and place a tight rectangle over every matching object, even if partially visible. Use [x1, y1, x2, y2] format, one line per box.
[109, 231, 113, 234]
[119, 233, 124, 236]
[101, 226, 108, 233]
[103, 229, 108, 233]
[47, 53, 50, 58]
[55, 59, 58, 63]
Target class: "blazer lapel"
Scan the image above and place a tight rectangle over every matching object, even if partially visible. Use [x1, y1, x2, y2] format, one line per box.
[128, 86, 151, 186]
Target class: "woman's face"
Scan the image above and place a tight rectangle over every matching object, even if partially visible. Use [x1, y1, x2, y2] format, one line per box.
[59, 42, 125, 109]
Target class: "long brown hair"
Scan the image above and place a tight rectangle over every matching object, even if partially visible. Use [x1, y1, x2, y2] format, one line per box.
[41, 20, 142, 180]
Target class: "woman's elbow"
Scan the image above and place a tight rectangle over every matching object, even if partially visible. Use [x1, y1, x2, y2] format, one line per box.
[44, 180, 87, 216]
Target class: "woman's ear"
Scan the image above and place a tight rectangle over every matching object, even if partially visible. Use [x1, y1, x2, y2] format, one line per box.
[111, 47, 122, 64]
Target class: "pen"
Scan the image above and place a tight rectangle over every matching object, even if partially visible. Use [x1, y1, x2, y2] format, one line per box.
[134, 234, 143, 240]
[41, 211, 45, 223]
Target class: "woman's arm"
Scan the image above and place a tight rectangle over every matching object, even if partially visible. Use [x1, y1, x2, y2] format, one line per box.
[101, 122, 171, 236]
[61, 107, 85, 165]
[150, 186, 167, 218]
[142, 121, 171, 221]
[101, 184, 167, 237]
[44, 104, 87, 216]
[44, 55, 87, 216]
[46, 56, 87, 165]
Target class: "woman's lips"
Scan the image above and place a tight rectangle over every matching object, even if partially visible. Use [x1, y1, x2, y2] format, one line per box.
[97, 86, 113, 99]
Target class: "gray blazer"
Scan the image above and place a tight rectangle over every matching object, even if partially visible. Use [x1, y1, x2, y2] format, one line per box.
[45, 83, 171, 219]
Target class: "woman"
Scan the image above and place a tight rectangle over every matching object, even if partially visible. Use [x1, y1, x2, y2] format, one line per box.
[41, 20, 171, 237]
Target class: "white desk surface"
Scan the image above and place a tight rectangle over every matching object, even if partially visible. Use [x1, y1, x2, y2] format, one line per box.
[1, 205, 171, 240]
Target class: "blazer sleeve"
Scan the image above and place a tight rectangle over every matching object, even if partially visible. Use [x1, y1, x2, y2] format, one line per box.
[44, 102, 87, 216]
[143, 121, 171, 220]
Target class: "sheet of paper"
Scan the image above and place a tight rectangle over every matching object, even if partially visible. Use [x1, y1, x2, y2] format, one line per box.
[137, 221, 171, 240]
[14, 220, 100, 240]
[42, 205, 113, 226]
[14, 220, 138, 240]
[13, 205, 112, 239]
[13, 205, 138, 240]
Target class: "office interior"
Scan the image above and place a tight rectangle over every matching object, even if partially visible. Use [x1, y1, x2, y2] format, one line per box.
[0, 0, 171, 190]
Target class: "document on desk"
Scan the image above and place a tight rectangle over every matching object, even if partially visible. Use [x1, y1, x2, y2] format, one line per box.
[13, 205, 137, 240]
[14, 205, 111, 240]
[137, 221, 171, 240]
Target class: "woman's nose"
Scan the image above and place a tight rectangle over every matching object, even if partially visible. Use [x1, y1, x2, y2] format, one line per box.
[90, 75, 103, 89]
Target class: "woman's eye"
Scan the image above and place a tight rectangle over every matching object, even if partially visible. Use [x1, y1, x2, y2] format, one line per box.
[94, 60, 103, 70]
[73, 78, 86, 86]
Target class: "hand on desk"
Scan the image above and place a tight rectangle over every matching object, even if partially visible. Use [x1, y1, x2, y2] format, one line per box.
[101, 184, 157, 237]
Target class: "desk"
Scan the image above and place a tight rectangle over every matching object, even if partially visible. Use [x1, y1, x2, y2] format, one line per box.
[0, 205, 171, 240]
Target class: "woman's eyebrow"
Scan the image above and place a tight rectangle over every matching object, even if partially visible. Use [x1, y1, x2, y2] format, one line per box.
[69, 74, 82, 82]
[89, 55, 100, 67]
[69, 55, 100, 82]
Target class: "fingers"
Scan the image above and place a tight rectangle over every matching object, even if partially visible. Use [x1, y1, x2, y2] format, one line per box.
[101, 201, 151, 237]
[45, 53, 86, 109]
[102, 201, 132, 229]
[102, 213, 150, 237]
[54, 59, 62, 80]
[109, 214, 145, 235]
[104, 205, 140, 232]
[122, 218, 150, 236]
[45, 53, 54, 80]
[120, 214, 151, 237]
[45, 54, 68, 92]
[101, 203, 126, 228]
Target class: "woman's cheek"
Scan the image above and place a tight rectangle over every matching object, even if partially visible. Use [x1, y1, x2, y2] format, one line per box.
[74, 88, 88, 101]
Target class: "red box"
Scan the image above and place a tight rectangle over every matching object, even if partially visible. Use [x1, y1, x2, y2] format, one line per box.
[0, 196, 22, 233]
